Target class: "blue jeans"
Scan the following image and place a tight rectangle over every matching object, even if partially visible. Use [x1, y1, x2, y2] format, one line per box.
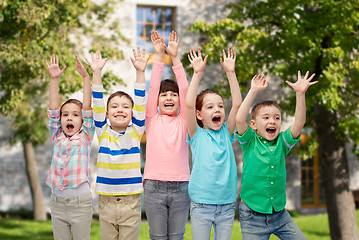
[144, 180, 190, 240]
[190, 201, 235, 240]
[239, 202, 306, 240]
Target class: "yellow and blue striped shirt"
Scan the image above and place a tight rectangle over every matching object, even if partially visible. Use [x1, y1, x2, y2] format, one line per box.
[92, 83, 145, 195]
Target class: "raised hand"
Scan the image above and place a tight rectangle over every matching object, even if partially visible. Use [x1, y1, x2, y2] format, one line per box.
[151, 30, 165, 55]
[188, 47, 208, 73]
[85, 51, 108, 73]
[220, 48, 236, 73]
[164, 30, 179, 57]
[45, 55, 66, 79]
[130, 47, 150, 72]
[250, 74, 268, 93]
[75, 54, 89, 78]
[286, 71, 317, 94]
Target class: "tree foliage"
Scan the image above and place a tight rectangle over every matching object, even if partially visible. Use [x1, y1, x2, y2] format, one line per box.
[186, 0, 359, 157]
[0, 0, 126, 146]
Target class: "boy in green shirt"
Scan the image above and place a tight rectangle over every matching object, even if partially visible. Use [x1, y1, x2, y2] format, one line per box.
[235, 71, 317, 240]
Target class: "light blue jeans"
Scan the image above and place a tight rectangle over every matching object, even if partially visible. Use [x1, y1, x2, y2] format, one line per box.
[239, 201, 306, 240]
[190, 201, 235, 240]
[144, 180, 190, 240]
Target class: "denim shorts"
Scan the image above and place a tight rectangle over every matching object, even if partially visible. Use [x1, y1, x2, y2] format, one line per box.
[190, 201, 235, 240]
[144, 180, 190, 240]
[238, 201, 306, 240]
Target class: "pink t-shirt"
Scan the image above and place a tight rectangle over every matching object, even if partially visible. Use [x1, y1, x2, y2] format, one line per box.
[144, 61, 190, 181]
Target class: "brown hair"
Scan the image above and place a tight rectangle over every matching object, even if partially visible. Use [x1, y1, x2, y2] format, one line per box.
[195, 89, 223, 128]
[251, 100, 281, 119]
[159, 79, 179, 94]
[60, 99, 83, 115]
[107, 91, 134, 111]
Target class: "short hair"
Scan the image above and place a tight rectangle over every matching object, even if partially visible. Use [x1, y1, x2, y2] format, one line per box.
[251, 100, 281, 119]
[107, 91, 134, 111]
[195, 89, 223, 128]
[159, 79, 179, 94]
[60, 99, 82, 115]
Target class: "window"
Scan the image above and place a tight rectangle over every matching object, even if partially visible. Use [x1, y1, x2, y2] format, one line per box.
[301, 150, 326, 208]
[136, 6, 175, 85]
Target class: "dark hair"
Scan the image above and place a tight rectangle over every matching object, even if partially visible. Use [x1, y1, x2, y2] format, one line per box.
[159, 79, 179, 94]
[60, 99, 83, 115]
[195, 89, 223, 128]
[251, 100, 281, 119]
[107, 91, 134, 110]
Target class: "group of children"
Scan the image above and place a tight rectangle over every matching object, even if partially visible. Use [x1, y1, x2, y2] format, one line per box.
[46, 30, 316, 240]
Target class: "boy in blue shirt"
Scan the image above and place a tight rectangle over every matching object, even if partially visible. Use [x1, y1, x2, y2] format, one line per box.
[235, 71, 317, 240]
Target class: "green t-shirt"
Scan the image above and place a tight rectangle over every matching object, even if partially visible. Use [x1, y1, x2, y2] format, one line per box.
[235, 126, 300, 214]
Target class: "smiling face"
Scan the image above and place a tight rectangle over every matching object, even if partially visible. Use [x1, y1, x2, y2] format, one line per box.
[158, 91, 180, 116]
[196, 93, 225, 131]
[60, 103, 83, 137]
[106, 95, 133, 131]
[250, 105, 282, 141]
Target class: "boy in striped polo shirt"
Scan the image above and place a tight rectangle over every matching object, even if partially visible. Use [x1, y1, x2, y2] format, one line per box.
[89, 49, 149, 240]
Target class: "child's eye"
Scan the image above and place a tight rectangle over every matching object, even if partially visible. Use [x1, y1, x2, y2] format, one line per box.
[219, 105, 224, 108]
[172, 93, 178, 97]
[62, 113, 68, 117]
[264, 117, 269, 119]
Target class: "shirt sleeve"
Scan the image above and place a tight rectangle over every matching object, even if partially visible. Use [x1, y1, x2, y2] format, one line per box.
[172, 63, 188, 119]
[92, 84, 107, 137]
[235, 124, 255, 146]
[132, 82, 146, 137]
[47, 109, 61, 143]
[282, 126, 301, 155]
[82, 109, 95, 142]
[146, 61, 164, 120]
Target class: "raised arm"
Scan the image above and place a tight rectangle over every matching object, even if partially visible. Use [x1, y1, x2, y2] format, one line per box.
[130, 47, 150, 84]
[146, 30, 166, 118]
[46, 55, 66, 110]
[220, 49, 242, 135]
[236, 75, 268, 135]
[85, 51, 108, 86]
[286, 71, 317, 139]
[186, 47, 208, 139]
[164, 30, 181, 66]
[165, 31, 188, 116]
[75, 54, 91, 110]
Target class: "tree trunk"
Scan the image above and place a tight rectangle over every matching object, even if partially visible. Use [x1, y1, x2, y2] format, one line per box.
[23, 141, 47, 220]
[314, 104, 358, 240]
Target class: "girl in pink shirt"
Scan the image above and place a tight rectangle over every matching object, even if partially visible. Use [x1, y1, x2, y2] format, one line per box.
[143, 30, 190, 239]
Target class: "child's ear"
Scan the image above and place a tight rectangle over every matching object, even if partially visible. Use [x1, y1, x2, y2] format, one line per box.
[249, 119, 257, 131]
[106, 111, 109, 119]
[196, 110, 203, 121]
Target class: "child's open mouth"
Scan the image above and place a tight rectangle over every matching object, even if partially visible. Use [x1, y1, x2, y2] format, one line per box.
[164, 103, 174, 108]
[66, 124, 74, 131]
[266, 127, 276, 134]
[212, 116, 221, 124]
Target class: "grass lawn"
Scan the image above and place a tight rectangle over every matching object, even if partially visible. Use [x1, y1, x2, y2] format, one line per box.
[1, 210, 359, 239]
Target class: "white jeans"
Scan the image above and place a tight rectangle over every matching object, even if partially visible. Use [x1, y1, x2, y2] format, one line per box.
[50, 193, 93, 240]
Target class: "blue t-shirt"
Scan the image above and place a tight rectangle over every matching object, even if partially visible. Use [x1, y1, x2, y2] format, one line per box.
[187, 123, 237, 204]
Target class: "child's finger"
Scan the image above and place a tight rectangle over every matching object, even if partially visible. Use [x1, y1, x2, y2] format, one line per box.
[307, 73, 316, 82]
[60, 66, 67, 74]
[146, 54, 151, 63]
[142, 47, 146, 58]
[46, 60, 50, 68]
[56, 55, 59, 65]
[132, 48, 137, 58]
[297, 71, 301, 80]
[198, 47, 201, 57]
[304, 71, 309, 80]
[203, 55, 208, 65]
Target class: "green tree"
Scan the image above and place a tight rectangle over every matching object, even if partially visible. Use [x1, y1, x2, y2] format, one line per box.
[186, 0, 359, 239]
[0, 0, 125, 220]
